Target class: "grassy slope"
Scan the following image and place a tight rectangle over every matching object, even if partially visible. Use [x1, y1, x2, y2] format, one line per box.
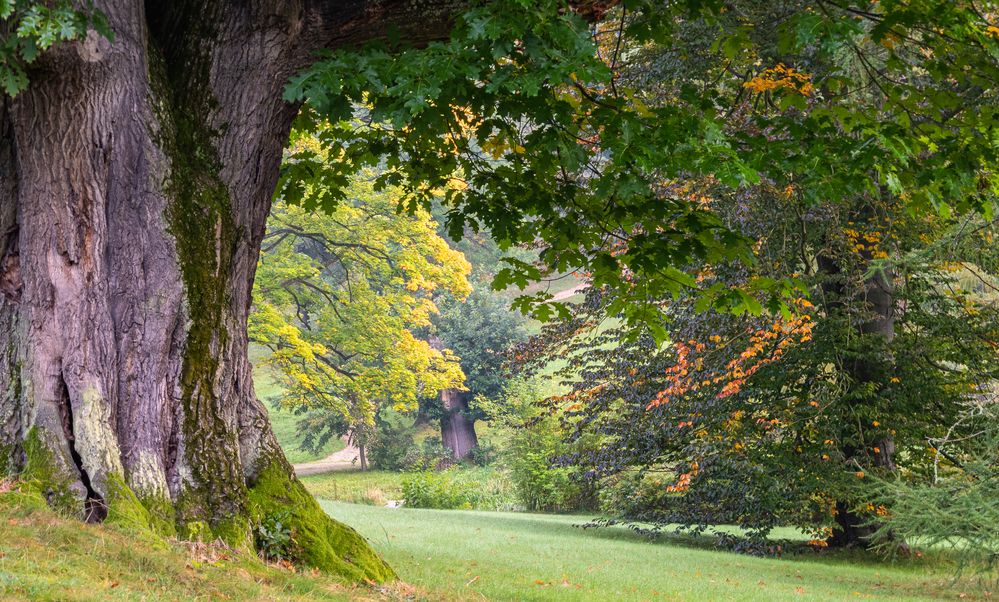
[267, 405, 346, 465]
[0, 487, 369, 602]
[302, 470, 407, 505]
[322, 502, 983, 602]
[252, 354, 344, 464]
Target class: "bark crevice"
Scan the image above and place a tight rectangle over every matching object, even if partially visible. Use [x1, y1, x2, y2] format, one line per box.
[55, 374, 107, 523]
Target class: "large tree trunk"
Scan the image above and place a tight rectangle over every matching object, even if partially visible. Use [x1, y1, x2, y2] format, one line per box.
[0, 0, 473, 581]
[440, 388, 478, 461]
[818, 228, 897, 548]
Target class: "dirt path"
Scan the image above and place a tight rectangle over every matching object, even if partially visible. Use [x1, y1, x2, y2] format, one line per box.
[291, 439, 359, 477]
[551, 283, 587, 301]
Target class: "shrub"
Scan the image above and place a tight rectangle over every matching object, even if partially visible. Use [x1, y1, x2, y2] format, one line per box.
[368, 427, 457, 471]
[467, 442, 497, 467]
[368, 424, 417, 471]
[869, 401, 999, 576]
[481, 377, 597, 512]
[417, 436, 454, 470]
[508, 445, 590, 513]
[401, 470, 479, 509]
[255, 510, 296, 561]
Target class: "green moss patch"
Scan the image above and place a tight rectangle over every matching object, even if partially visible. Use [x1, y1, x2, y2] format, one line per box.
[0, 480, 366, 601]
[248, 463, 395, 583]
[21, 428, 80, 516]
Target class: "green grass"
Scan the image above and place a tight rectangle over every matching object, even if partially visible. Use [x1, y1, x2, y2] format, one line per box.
[266, 405, 345, 464]
[322, 502, 986, 601]
[302, 470, 407, 506]
[1, 475, 988, 601]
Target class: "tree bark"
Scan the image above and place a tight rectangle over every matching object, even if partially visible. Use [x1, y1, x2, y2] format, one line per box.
[440, 388, 478, 461]
[0, 0, 481, 580]
[818, 235, 897, 548]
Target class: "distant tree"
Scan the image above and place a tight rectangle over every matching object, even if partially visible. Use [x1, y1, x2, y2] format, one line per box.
[421, 287, 529, 459]
[521, 189, 999, 548]
[250, 155, 472, 470]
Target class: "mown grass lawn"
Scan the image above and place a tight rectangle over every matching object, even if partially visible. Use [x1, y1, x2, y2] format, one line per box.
[323, 501, 986, 602]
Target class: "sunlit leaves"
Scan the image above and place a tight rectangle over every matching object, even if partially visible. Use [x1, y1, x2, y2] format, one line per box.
[278, 0, 999, 343]
[251, 156, 472, 427]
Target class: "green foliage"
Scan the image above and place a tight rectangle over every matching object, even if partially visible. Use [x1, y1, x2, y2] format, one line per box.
[367, 422, 418, 471]
[281, 0, 999, 337]
[401, 469, 480, 510]
[466, 441, 497, 467]
[488, 0, 999, 545]
[508, 442, 587, 514]
[256, 510, 296, 562]
[251, 148, 471, 438]
[431, 285, 529, 400]
[0, 1, 112, 95]
[521, 194, 999, 544]
[367, 424, 460, 472]
[399, 467, 516, 511]
[869, 401, 999, 577]
[481, 378, 595, 512]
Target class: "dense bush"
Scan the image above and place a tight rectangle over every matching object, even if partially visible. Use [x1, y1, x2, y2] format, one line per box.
[479, 379, 597, 513]
[467, 441, 497, 467]
[401, 470, 481, 510]
[507, 426, 593, 513]
[368, 424, 457, 471]
[412, 437, 454, 471]
[401, 468, 518, 510]
[368, 423, 417, 471]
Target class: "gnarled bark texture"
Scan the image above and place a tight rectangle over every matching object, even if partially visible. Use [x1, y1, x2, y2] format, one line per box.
[0, 0, 480, 581]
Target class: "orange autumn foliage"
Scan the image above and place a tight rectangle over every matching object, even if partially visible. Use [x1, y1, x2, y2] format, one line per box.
[647, 299, 814, 411]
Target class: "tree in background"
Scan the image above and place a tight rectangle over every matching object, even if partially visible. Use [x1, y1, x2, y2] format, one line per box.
[505, 0, 999, 549]
[521, 186, 999, 549]
[251, 152, 472, 469]
[424, 287, 529, 460]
